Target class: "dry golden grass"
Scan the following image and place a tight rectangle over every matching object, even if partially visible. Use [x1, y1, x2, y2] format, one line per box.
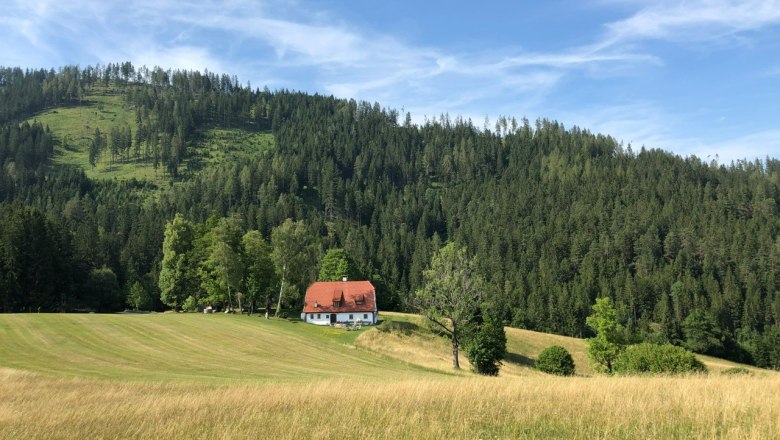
[362, 312, 767, 376]
[2, 368, 780, 439]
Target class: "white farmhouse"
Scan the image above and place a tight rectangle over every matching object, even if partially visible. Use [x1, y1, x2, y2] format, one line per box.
[301, 279, 377, 325]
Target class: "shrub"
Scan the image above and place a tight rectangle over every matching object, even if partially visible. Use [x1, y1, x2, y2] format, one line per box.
[465, 318, 507, 376]
[721, 367, 752, 376]
[182, 296, 199, 312]
[536, 345, 576, 376]
[613, 343, 707, 375]
[376, 320, 416, 335]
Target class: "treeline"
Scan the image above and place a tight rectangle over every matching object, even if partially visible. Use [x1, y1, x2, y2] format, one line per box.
[1, 64, 780, 369]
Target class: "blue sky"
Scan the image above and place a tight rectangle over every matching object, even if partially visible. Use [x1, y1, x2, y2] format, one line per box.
[2, 0, 780, 163]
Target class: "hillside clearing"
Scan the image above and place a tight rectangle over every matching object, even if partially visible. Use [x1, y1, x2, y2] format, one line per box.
[28, 91, 274, 182]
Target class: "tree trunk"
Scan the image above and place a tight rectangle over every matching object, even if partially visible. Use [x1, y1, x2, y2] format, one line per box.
[452, 321, 460, 369]
[275, 263, 286, 318]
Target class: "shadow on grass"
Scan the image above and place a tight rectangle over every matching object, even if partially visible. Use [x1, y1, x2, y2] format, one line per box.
[505, 351, 536, 368]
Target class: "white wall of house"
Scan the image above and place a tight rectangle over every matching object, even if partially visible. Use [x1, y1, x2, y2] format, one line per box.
[300, 312, 377, 325]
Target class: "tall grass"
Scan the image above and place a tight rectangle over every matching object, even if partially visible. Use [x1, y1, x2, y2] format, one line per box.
[2, 369, 779, 439]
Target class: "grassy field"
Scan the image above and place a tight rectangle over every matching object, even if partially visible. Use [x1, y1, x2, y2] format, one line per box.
[0, 313, 427, 383]
[1, 313, 778, 439]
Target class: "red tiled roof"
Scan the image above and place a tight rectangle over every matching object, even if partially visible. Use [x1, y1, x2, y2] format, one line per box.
[302, 281, 376, 313]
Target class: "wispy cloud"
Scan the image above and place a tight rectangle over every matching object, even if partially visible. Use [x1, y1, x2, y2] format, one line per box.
[125, 46, 226, 74]
[559, 101, 780, 163]
[602, 0, 780, 46]
[0, 0, 658, 112]
[558, 102, 687, 149]
[688, 130, 780, 163]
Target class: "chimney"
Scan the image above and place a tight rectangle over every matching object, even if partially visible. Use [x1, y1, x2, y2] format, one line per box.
[342, 276, 348, 282]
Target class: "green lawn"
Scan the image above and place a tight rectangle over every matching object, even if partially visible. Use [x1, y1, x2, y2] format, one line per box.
[0, 313, 429, 383]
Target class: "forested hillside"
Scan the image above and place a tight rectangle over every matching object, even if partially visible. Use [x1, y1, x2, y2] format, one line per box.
[1, 63, 779, 368]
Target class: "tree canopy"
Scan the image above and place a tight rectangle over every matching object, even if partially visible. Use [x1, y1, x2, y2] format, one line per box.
[415, 242, 485, 369]
[318, 248, 360, 281]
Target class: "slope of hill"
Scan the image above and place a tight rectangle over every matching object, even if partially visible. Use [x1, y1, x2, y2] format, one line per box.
[359, 312, 768, 376]
[0, 313, 768, 382]
[0, 313, 430, 383]
[3, 63, 780, 371]
[1, 313, 779, 439]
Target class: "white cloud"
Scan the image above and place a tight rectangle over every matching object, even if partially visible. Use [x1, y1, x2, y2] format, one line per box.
[603, 0, 780, 46]
[497, 51, 660, 69]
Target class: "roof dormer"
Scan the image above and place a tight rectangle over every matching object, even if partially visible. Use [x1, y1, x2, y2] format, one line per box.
[332, 291, 344, 307]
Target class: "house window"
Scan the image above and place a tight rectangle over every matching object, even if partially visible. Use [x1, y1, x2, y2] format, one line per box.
[349, 314, 353, 320]
[333, 300, 341, 307]
[363, 314, 368, 319]
[317, 314, 321, 319]
[355, 299, 364, 305]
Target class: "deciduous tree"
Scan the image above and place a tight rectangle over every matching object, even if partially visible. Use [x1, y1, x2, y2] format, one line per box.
[242, 230, 277, 314]
[270, 219, 319, 316]
[415, 242, 484, 369]
[586, 297, 625, 373]
[159, 214, 196, 310]
[318, 248, 360, 281]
